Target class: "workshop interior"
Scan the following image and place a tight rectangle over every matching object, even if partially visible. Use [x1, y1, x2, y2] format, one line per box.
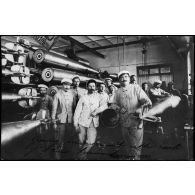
[1, 35, 194, 160]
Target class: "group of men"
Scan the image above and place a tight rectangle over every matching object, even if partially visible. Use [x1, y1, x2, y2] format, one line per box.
[33, 70, 178, 160]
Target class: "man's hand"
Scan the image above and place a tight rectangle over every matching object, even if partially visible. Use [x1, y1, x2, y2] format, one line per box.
[135, 108, 143, 118]
[110, 104, 120, 112]
[52, 119, 57, 130]
[31, 113, 36, 120]
[74, 124, 80, 133]
[91, 110, 97, 117]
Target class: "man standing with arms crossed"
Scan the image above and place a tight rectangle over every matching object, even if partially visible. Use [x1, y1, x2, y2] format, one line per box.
[111, 70, 152, 160]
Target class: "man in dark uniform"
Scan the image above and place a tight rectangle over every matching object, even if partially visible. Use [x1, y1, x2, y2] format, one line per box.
[71, 75, 87, 112]
[167, 82, 181, 97]
[32, 84, 53, 158]
[32, 84, 53, 127]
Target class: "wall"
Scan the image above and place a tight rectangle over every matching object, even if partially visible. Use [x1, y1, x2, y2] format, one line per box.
[78, 37, 187, 90]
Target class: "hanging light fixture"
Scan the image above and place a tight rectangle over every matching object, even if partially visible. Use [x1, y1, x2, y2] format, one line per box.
[142, 41, 147, 66]
[117, 36, 121, 71]
[123, 36, 125, 67]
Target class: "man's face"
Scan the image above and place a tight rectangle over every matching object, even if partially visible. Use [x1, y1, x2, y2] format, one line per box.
[169, 84, 174, 90]
[99, 84, 106, 92]
[106, 80, 112, 87]
[110, 85, 114, 92]
[63, 82, 71, 91]
[143, 84, 148, 90]
[131, 75, 136, 82]
[119, 74, 130, 86]
[88, 82, 96, 93]
[73, 78, 80, 88]
[39, 88, 47, 96]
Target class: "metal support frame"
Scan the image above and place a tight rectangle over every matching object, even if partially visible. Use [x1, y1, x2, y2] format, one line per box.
[77, 37, 161, 52]
[61, 36, 105, 58]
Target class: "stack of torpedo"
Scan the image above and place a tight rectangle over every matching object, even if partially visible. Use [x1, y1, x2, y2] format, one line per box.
[1, 37, 119, 121]
[31, 48, 103, 85]
[1, 37, 121, 148]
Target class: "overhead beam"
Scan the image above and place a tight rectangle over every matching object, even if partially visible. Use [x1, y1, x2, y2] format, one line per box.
[102, 36, 114, 45]
[77, 36, 117, 44]
[86, 36, 102, 47]
[61, 36, 105, 58]
[76, 37, 162, 52]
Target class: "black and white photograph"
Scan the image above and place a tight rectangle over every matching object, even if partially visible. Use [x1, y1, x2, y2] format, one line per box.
[1, 35, 194, 161]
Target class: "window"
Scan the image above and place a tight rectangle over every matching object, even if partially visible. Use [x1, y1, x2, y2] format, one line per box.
[160, 67, 171, 73]
[149, 68, 159, 75]
[137, 64, 173, 86]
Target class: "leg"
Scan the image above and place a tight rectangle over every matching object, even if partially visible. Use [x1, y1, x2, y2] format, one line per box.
[79, 122, 97, 160]
[77, 125, 87, 160]
[85, 122, 97, 153]
[78, 125, 87, 147]
[57, 123, 66, 150]
[121, 126, 143, 160]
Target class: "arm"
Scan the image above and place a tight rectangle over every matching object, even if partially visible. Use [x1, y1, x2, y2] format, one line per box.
[48, 96, 53, 116]
[51, 94, 58, 120]
[149, 88, 166, 98]
[93, 96, 108, 115]
[31, 99, 40, 119]
[72, 92, 77, 111]
[160, 89, 170, 96]
[109, 92, 120, 111]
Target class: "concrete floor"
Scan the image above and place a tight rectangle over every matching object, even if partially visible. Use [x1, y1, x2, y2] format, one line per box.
[1, 124, 193, 161]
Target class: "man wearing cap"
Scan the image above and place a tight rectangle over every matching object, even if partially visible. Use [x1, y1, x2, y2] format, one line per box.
[74, 79, 108, 160]
[32, 84, 53, 156]
[51, 78, 76, 152]
[71, 75, 87, 111]
[32, 84, 53, 121]
[111, 70, 152, 160]
[98, 82, 109, 106]
[104, 77, 118, 95]
[108, 84, 117, 104]
[149, 80, 170, 104]
[167, 82, 181, 97]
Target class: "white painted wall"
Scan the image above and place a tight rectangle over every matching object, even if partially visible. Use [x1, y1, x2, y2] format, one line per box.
[78, 38, 187, 90]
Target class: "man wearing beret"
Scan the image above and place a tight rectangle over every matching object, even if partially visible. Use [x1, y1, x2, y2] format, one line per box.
[104, 77, 118, 95]
[98, 82, 109, 106]
[111, 70, 152, 160]
[52, 78, 76, 152]
[74, 79, 108, 160]
[149, 80, 170, 104]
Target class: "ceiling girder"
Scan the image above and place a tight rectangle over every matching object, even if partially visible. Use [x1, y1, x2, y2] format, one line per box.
[61, 36, 105, 58]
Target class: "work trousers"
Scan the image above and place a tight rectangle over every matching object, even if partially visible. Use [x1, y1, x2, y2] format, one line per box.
[78, 122, 97, 160]
[121, 126, 143, 160]
[55, 123, 73, 150]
